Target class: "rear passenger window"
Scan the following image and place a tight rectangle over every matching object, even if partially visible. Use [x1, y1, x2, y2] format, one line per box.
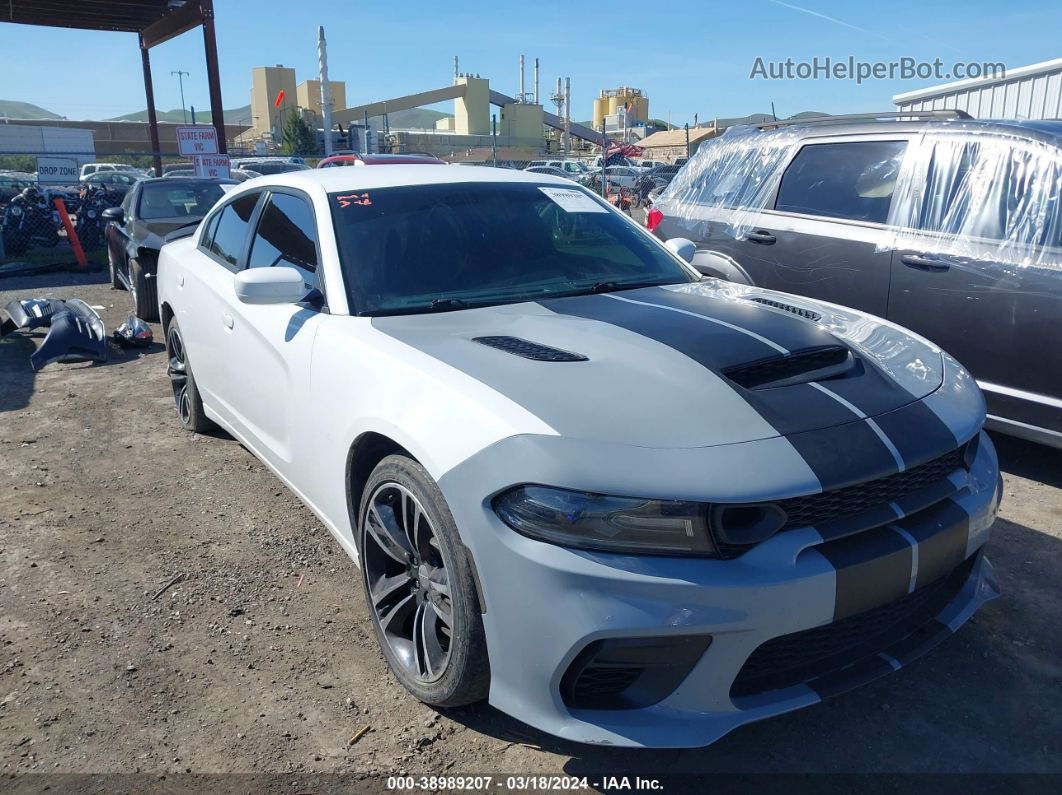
[247, 193, 318, 273]
[775, 141, 907, 224]
[207, 193, 260, 267]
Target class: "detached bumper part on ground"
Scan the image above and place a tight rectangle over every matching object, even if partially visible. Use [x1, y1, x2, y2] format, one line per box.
[1, 297, 108, 370]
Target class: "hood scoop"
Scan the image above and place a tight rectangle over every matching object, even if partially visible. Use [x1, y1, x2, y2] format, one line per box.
[748, 296, 822, 322]
[473, 335, 588, 362]
[724, 346, 854, 390]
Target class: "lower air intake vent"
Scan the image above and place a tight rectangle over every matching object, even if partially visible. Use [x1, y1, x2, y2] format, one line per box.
[724, 346, 851, 390]
[473, 336, 588, 362]
[748, 296, 822, 322]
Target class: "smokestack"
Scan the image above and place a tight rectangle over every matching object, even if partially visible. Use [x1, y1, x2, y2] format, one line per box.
[454, 55, 459, 81]
[564, 76, 571, 156]
[318, 26, 334, 157]
[534, 58, 540, 105]
[519, 55, 525, 101]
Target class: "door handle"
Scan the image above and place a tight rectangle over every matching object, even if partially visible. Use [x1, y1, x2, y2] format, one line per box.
[222, 312, 234, 329]
[901, 254, 951, 272]
[747, 230, 776, 245]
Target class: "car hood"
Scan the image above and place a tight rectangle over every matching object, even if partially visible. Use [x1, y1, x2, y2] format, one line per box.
[371, 282, 945, 449]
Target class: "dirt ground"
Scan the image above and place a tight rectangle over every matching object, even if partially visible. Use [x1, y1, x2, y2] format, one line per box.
[1, 268, 1060, 786]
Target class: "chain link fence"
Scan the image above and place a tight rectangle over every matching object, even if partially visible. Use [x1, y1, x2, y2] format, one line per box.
[1, 149, 671, 275]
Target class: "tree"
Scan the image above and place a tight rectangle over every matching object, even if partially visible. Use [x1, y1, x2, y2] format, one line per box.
[281, 109, 318, 156]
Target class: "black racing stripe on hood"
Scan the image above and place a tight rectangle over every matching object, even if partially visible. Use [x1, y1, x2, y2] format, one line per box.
[636, 286, 840, 353]
[871, 401, 962, 470]
[784, 420, 901, 491]
[643, 287, 926, 418]
[539, 291, 877, 437]
[539, 290, 776, 369]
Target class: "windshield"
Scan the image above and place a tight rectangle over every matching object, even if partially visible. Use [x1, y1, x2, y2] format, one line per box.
[329, 182, 695, 315]
[139, 181, 228, 220]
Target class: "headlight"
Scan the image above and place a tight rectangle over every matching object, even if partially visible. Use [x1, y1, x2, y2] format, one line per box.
[493, 485, 717, 556]
[10, 206, 22, 216]
[87, 209, 97, 218]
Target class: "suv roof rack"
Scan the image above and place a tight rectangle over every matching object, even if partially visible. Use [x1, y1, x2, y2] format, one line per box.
[754, 110, 973, 129]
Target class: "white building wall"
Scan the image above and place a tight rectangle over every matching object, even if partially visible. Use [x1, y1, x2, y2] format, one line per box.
[893, 58, 1062, 119]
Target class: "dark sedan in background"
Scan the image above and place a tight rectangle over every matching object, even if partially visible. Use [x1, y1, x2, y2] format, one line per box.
[104, 177, 235, 320]
[83, 171, 142, 196]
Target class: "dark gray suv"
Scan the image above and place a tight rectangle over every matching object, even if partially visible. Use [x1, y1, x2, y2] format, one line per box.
[652, 111, 1062, 449]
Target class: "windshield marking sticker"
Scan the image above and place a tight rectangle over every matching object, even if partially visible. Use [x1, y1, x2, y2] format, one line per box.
[538, 187, 608, 213]
[336, 192, 372, 208]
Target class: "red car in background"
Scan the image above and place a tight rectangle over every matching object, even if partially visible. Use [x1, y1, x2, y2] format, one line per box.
[317, 153, 446, 168]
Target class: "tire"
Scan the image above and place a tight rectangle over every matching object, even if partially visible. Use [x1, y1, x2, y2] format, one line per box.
[357, 455, 489, 707]
[108, 250, 124, 289]
[130, 258, 159, 321]
[165, 319, 214, 433]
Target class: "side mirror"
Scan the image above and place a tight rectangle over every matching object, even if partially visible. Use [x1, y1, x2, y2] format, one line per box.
[234, 267, 306, 305]
[102, 207, 124, 223]
[665, 237, 696, 264]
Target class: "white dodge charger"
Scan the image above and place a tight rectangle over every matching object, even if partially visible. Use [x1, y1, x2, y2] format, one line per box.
[157, 165, 1001, 748]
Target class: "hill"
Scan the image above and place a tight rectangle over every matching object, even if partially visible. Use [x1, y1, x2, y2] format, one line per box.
[0, 100, 63, 120]
[107, 104, 253, 125]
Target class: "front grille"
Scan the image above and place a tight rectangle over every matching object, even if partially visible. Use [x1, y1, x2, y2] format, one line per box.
[473, 335, 588, 362]
[731, 555, 975, 698]
[723, 346, 850, 389]
[748, 296, 822, 322]
[710, 446, 967, 559]
[777, 446, 965, 531]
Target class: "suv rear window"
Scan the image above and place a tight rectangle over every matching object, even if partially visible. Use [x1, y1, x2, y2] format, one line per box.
[775, 140, 907, 224]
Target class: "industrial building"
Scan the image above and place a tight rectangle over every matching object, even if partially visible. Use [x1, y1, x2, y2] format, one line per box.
[0, 117, 249, 157]
[633, 125, 720, 161]
[893, 58, 1062, 119]
[592, 87, 650, 137]
[242, 58, 614, 159]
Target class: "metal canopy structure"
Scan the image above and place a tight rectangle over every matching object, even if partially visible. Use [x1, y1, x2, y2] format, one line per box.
[3, 0, 227, 174]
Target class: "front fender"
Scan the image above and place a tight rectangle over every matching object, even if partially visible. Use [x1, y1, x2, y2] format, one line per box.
[691, 249, 754, 285]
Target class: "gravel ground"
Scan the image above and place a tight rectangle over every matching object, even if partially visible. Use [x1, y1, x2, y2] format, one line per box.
[1, 268, 1060, 784]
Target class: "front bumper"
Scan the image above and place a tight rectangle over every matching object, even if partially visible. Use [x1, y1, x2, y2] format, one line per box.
[439, 431, 1001, 748]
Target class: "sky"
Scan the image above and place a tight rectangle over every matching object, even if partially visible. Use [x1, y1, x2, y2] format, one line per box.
[1, 0, 1059, 125]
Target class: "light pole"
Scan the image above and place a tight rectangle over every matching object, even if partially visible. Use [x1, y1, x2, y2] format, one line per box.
[171, 70, 190, 123]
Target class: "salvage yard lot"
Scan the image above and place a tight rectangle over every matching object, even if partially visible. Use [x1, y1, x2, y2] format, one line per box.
[1, 269, 1060, 779]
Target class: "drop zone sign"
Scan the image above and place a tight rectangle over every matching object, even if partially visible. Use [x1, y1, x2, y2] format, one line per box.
[193, 154, 231, 179]
[176, 125, 219, 156]
[36, 157, 79, 184]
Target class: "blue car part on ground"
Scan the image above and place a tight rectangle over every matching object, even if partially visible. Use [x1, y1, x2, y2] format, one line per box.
[1, 297, 108, 370]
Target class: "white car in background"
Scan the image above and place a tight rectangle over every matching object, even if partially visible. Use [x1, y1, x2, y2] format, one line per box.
[156, 165, 999, 748]
[79, 162, 144, 180]
[600, 165, 644, 189]
[525, 160, 587, 176]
